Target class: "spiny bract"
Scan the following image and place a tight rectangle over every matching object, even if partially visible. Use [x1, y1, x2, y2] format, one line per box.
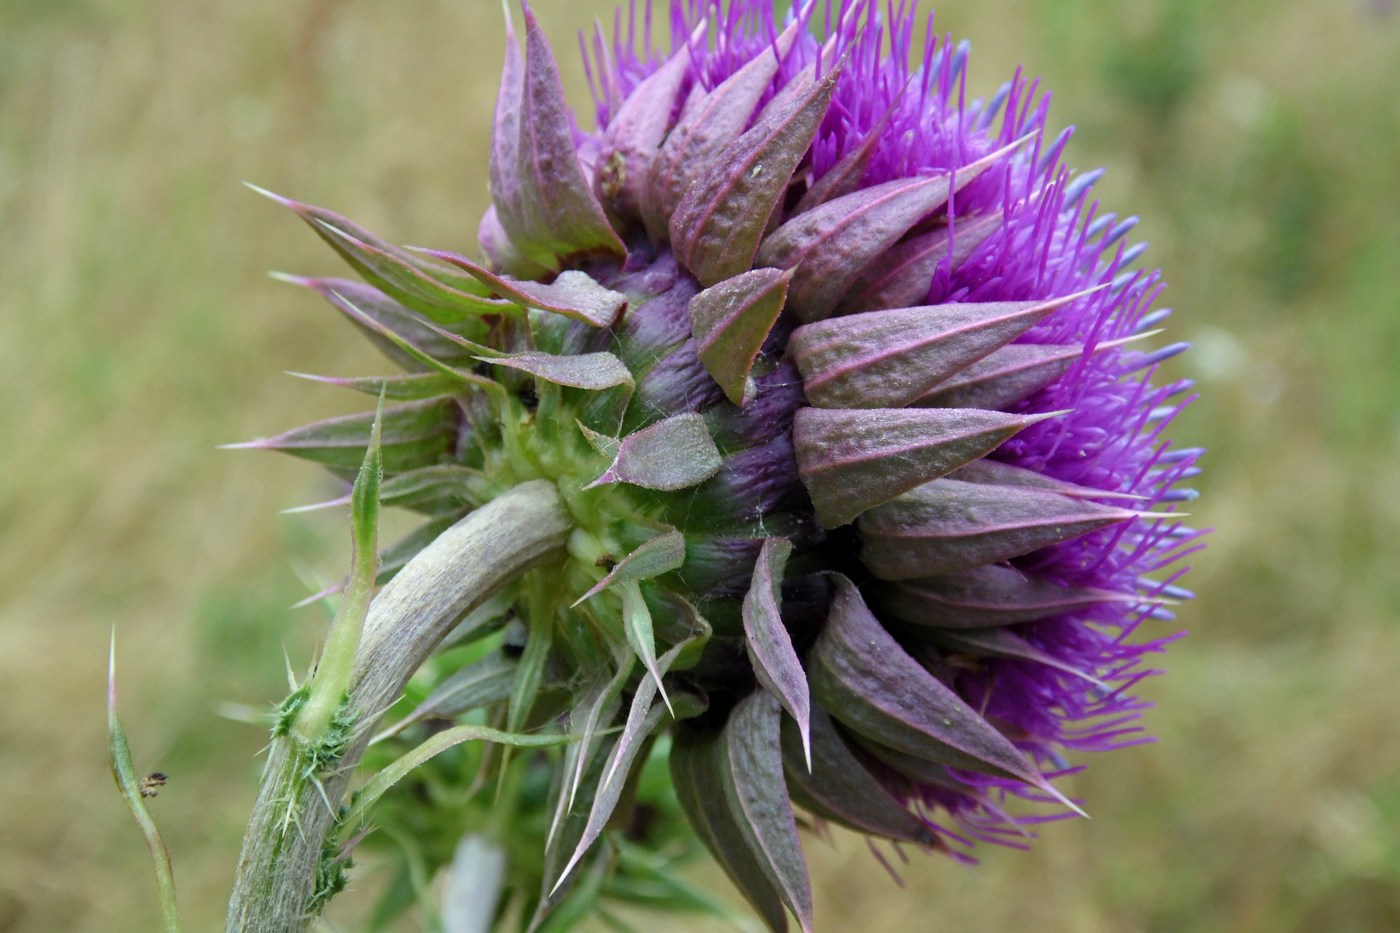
[247, 1, 1202, 928]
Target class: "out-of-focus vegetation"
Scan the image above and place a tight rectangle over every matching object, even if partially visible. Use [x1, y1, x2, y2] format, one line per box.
[3, 0, 1398, 929]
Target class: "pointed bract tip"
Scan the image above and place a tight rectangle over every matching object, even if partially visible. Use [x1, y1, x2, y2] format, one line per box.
[242, 180, 295, 207]
[292, 583, 339, 610]
[267, 270, 313, 287]
[107, 627, 118, 710]
[1028, 408, 1074, 424]
[283, 370, 340, 385]
[313, 217, 363, 245]
[217, 439, 268, 451]
[280, 496, 348, 515]
[954, 130, 1040, 181]
[1039, 780, 1089, 820]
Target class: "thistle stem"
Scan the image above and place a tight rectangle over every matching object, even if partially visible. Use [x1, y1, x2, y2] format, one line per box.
[227, 480, 572, 933]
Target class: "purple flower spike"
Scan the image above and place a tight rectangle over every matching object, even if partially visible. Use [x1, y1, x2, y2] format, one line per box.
[247, 1, 1205, 927]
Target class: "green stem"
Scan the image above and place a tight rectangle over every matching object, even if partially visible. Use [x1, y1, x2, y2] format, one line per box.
[226, 480, 572, 933]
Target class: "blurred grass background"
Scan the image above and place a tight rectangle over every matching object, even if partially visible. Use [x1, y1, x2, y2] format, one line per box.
[3, 0, 1399, 929]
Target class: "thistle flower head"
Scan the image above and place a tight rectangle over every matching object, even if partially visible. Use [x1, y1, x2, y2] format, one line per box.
[248, 1, 1203, 927]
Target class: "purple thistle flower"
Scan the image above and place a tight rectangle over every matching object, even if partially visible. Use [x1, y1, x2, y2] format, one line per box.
[240, 1, 1203, 928]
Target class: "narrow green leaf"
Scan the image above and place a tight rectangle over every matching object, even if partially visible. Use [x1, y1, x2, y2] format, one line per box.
[506, 597, 554, 737]
[619, 581, 671, 716]
[572, 530, 686, 607]
[108, 634, 180, 933]
[343, 724, 580, 829]
[372, 652, 518, 743]
[548, 635, 710, 896]
[292, 398, 382, 744]
[549, 678, 670, 896]
[547, 649, 634, 848]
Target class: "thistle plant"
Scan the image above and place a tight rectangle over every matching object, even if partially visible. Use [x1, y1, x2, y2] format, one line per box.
[222, 1, 1203, 930]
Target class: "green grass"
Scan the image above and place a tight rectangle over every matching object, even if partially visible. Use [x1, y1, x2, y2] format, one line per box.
[3, 0, 1399, 930]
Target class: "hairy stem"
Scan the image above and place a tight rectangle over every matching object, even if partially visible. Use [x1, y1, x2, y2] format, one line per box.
[227, 480, 572, 932]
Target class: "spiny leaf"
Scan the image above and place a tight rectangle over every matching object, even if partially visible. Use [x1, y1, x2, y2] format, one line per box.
[572, 530, 686, 607]
[491, 9, 627, 268]
[484, 350, 634, 392]
[859, 478, 1141, 580]
[548, 649, 634, 847]
[788, 287, 1101, 409]
[792, 407, 1062, 527]
[780, 706, 935, 846]
[688, 267, 793, 406]
[586, 413, 723, 491]
[288, 371, 466, 402]
[756, 137, 1028, 322]
[419, 249, 628, 328]
[742, 538, 811, 770]
[323, 288, 501, 397]
[273, 275, 479, 369]
[223, 398, 458, 479]
[550, 640, 708, 895]
[871, 564, 1148, 629]
[246, 185, 505, 322]
[283, 463, 480, 518]
[808, 576, 1081, 813]
[838, 212, 1002, 314]
[670, 60, 842, 286]
[619, 581, 672, 716]
[642, 13, 807, 241]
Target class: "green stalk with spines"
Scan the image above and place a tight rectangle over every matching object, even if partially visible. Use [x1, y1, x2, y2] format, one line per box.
[226, 405, 574, 933]
[290, 397, 383, 751]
